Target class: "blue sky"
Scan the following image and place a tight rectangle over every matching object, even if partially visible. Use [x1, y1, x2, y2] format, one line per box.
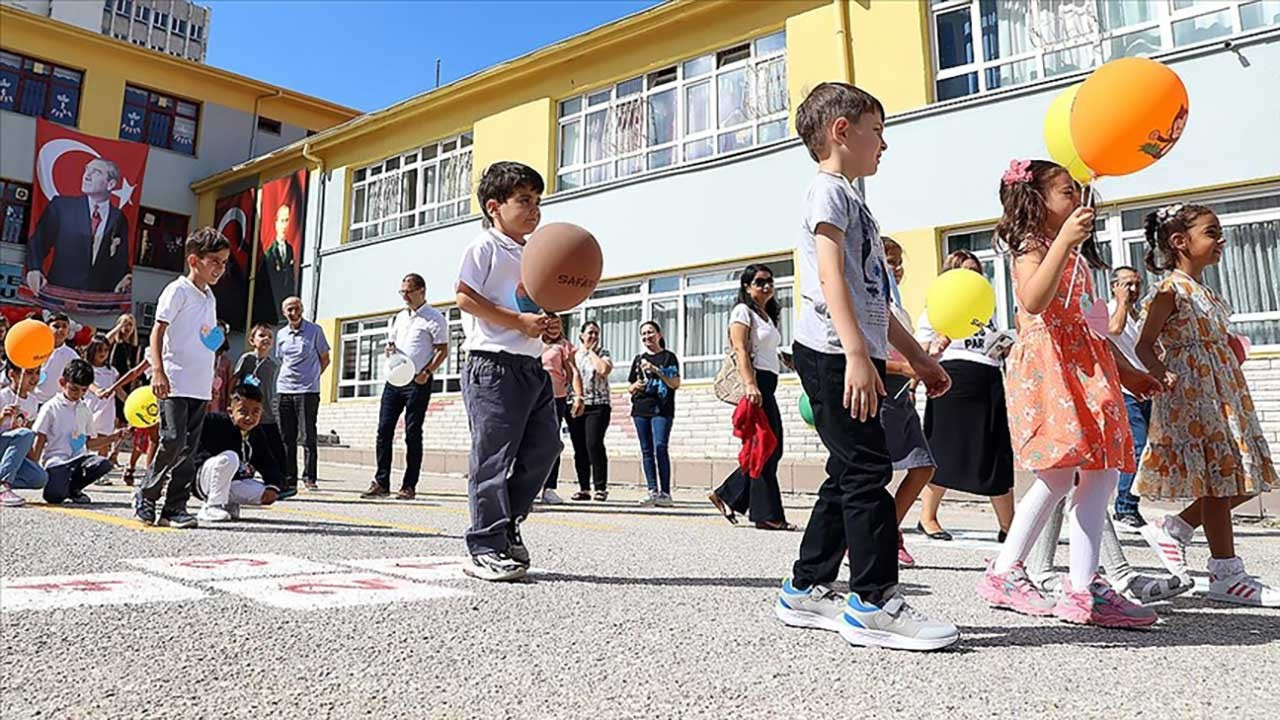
[205, 0, 664, 112]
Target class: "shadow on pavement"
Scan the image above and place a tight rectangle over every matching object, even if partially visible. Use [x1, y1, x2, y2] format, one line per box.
[959, 608, 1280, 649]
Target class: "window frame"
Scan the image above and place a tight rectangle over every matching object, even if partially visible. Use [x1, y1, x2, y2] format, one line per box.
[119, 83, 201, 156]
[554, 29, 788, 193]
[0, 50, 84, 127]
[346, 131, 475, 243]
[133, 206, 192, 272]
[929, 0, 1275, 102]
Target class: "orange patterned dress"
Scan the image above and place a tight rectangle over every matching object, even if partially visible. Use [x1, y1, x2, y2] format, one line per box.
[1005, 251, 1133, 472]
[1136, 271, 1276, 500]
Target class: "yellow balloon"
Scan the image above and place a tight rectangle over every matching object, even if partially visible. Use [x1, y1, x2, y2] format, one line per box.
[124, 385, 160, 429]
[926, 269, 996, 340]
[1044, 83, 1094, 185]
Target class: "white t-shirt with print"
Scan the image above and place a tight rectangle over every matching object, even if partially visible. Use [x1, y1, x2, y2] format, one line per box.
[34, 344, 79, 404]
[456, 229, 544, 358]
[730, 303, 782, 374]
[916, 310, 1012, 368]
[0, 386, 39, 431]
[155, 275, 218, 400]
[33, 393, 93, 467]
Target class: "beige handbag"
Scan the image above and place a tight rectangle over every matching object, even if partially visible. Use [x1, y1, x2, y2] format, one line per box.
[713, 310, 753, 405]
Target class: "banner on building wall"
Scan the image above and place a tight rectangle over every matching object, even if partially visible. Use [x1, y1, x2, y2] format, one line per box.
[252, 169, 307, 325]
[24, 119, 149, 315]
[214, 188, 256, 331]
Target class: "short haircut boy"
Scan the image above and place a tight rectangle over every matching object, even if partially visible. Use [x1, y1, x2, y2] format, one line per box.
[62, 358, 94, 386]
[231, 382, 264, 405]
[795, 82, 886, 162]
[185, 226, 230, 257]
[47, 312, 70, 325]
[476, 162, 544, 228]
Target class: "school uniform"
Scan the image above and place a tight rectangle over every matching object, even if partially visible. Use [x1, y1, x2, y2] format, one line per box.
[33, 393, 111, 502]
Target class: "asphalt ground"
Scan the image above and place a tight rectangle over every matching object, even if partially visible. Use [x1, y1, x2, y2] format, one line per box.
[3, 463, 1278, 719]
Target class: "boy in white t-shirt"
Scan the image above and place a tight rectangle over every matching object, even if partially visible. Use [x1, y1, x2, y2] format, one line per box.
[455, 161, 562, 582]
[0, 361, 48, 506]
[134, 227, 230, 528]
[32, 359, 124, 504]
[32, 313, 78, 404]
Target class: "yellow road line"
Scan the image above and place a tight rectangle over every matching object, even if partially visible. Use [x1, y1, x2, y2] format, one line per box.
[33, 505, 176, 533]
[265, 506, 445, 535]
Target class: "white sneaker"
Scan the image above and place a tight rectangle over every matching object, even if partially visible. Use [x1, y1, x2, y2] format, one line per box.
[1140, 518, 1190, 579]
[775, 579, 847, 633]
[196, 504, 232, 523]
[655, 492, 674, 508]
[0, 486, 25, 507]
[541, 488, 564, 505]
[841, 588, 960, 651]
[638, 492, 659, 507]
[1207, 557, 1280, 607]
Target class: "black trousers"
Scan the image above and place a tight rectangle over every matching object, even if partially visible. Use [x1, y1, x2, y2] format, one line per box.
[374, 381, 433, 491]
[714, 371, 786, 524]
[791, 345, 896, 605]
[140, 396, 207, 513]
[278, 392, 320, 485]
[567, 403, 610, 492]
[545, 397, 568, 490]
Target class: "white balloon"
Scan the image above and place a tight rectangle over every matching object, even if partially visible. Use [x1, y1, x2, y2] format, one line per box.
[385, 352, 415, 387]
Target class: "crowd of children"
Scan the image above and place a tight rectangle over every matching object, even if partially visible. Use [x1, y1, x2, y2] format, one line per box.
[0, 78, 1274, 652]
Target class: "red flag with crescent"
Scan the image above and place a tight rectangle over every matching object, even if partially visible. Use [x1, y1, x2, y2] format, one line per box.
[213, 188, 255, 329]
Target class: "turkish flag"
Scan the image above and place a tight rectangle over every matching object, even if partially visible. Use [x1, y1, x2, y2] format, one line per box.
[214, 188, 255, 330]
[25, 118, 148, 313]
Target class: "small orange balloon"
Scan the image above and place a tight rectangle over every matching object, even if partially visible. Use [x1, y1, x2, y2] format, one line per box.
[4, 318, 55, 370]
[1071, 57, 1188, 177]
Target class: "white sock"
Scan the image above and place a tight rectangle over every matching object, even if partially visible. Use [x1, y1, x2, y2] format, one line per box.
[1164, 513, 1194, 544]
[1067, 469, 1118, 590]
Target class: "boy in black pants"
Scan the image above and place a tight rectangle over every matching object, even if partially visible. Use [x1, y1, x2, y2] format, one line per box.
[773, 83, 958, 651]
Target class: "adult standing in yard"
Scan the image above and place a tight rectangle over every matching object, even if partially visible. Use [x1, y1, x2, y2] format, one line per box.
[567, 320, 612, 501]
[276, 296, 330, 492]
[362, 273, 448, 501]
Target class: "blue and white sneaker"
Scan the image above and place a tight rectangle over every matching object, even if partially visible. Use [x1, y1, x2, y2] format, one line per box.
[841, 588, 960, 652]
[775, 579, 846, 633]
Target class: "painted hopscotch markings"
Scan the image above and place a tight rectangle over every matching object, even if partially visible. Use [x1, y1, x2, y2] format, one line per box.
[1, 572, 206, 612]
[342, 555, 547, 582]
[123, 554, 342, 581]
[207, 571, 470, 610]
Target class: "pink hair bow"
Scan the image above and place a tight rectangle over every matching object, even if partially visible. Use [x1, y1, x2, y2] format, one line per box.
[1002, 159, 1032, 186]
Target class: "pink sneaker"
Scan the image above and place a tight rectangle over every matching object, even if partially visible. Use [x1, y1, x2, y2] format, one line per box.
[977, 559, 1056, 616]
[0, 485, 25, 507]
[897, 530, 916, 568]
[1055, 576, 1158, 628]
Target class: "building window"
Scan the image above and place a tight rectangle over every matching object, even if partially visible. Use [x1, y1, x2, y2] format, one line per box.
[119, 85, 199, 155]
[177, 18, 188, 35]
[257, 116, 282, 135]
[115, 0, 132, 15]
[134, 5, 150, 22]
[134, 207, 190, 272]
[0, 51, 82, 126]
[153, 11, 167, 29]
[943, 187, 1280, 349]
[554, 30, 787, 192]
[347, 131, 473, 243]
[337, 307, 467, 399]
[929, 0, 1279, 102]
[0, 179, 32, 245]
[192, 24, 203, 40]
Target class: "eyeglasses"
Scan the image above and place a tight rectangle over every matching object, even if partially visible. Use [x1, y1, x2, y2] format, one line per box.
[399, 288, 423, 297]
[751, 277, 774, 288]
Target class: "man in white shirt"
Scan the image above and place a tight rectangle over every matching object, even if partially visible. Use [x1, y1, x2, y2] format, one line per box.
[1105, 267, 1150, 531]
[361, 273, 448, 501]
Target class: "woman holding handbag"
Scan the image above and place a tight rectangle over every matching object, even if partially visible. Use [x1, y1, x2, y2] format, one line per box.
[709, 264, 796, 530]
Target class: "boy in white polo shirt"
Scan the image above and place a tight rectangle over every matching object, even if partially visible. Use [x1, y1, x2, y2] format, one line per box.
[134, 227, 230, 528]
[455, 161, 562, 582]
[33, 313, 78, 404]
[32, 359, 124, 503]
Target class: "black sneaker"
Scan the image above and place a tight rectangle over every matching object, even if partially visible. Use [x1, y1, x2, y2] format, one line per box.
[69, 492, 92, 505]
[462, 552, 527, 582]
[159, 510, 199, 529]
[1114, 512, 1146, 533]
[133, 493, 157, 524]
[507, 521, 530, 567]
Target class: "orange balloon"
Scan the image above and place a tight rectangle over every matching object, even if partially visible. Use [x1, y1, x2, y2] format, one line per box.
[1070, 57, 1189, 177]
[4, 318, 54, 369]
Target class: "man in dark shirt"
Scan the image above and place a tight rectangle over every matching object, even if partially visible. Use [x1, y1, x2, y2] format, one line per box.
[193, 382, 284, 523]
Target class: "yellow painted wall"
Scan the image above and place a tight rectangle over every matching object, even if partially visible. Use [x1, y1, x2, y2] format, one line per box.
[848, 0, 933, 113]
[470, 98, 554, 207]
[887, 226, 940, 321]
[316, 317, 339, 404]
[1, 7, 356, 135]
[785, 3, 843, 133]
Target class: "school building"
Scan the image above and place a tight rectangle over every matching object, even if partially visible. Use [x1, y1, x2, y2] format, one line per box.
[180, 0, 1280, 491]
[0, 5, 357, 333]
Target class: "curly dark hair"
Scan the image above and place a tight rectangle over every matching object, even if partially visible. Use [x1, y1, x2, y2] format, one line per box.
[1143, 203, 1215, 273]
[477, 161, 544, 228]
[735, 263, 781, 326]
[995, 159, 1107, 270]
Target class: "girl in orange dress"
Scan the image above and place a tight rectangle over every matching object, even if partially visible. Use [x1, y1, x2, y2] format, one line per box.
[1135, 203, 1277, 606]
[975, 159, 1163, 628]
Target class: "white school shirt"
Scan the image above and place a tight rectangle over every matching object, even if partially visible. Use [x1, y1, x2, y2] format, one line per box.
[1105, 299, 1148, 396]
[0, 387, 40, 431]
[32, 393, 93, 466]
[456, 228, 544, 358]
[88, 365, 120, 434]
[155, 275, 218, 400]
[392, 303, 449, 373]
[34, 344, 79, 404]
[915, 309, 1010, 368]
[729, 303, 782, 374]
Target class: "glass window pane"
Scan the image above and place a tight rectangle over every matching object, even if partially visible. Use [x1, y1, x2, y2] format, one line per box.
[585, 302, 642, 383]
[559, 97, 582, 117]
[614, 98, 643, 154]
[616, 76, 643, 97]
[559, 120, 580, 167]
[585, 164, 612, 186]
[684, 289, 736, 358]
[718, 128, 754, 154]
[352, 186, 366, 224]
[422, 165, 437, 204]
[557, 170, 581, 191]
[585, 110, 608, 162]
[754, 30, 786, 55]
[717, 67, 749, 127]
[755, 57, 787, 116]
[685, 81, 711, 135]
[935, 7, 974, 70]
[649, 299, 679, 345]
[647, 89, 676, 146]
[1099, 0, 1159, 31]
[401, 168, 417, 211]
[1044, 44, 1098, 76]
[649, 276, 680, 293]
[1241, 1, 1280, 31]
[1106, 27, 1163, 60]
[984, 57, 1038, 90]
[683, 55, 713, 78]
[647, 147, 675, 170]
[978, 0, 1032, 62]
[684, 137, 714, 162]
[647, 66, 677, 89]
[759, 119, 787, 144]
[616, 155, 643, 178]
[1173, 9, 1234, 46]
[588, 90, 610, 106]
[716, 43, 750, 67]
[936, 72, 978, 101]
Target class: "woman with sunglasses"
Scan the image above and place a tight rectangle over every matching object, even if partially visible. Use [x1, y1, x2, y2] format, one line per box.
[709, 264, 796, 530]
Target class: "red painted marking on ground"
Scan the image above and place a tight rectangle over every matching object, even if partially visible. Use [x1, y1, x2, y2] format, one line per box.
[7, 579, 126, 592]
[279, 578, 398, 595]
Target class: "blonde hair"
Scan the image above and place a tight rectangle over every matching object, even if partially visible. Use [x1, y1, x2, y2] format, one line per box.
[106, 313, 137, 346]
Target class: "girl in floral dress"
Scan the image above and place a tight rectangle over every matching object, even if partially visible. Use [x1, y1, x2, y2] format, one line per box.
[1135, 203, 1278, 607]
[974, 159, 1163, 628]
